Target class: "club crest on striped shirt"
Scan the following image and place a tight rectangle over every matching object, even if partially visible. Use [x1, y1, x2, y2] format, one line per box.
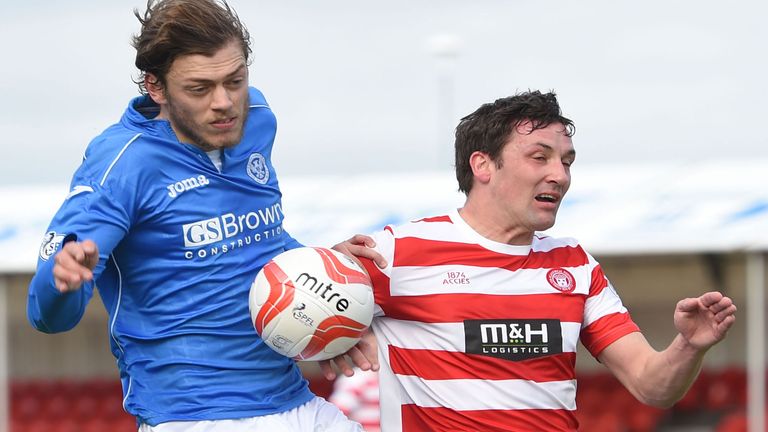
[546, 268, 575, 293]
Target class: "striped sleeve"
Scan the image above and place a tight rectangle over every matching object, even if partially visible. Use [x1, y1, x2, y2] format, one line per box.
[580, 259, 640, 357]
[359, 227, 395, 317]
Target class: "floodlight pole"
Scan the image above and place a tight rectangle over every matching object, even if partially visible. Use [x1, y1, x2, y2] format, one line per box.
[427, 34, 462, 171]
[746, 252, 765, 432]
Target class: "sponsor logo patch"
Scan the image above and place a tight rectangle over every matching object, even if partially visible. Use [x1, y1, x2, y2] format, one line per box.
[182, 203, 284, 248]
[166, 174, 210, 198]
[464, 319, 563, 361]
[546, 268, 576, 293]
[442, 270, 470, 285]
[180, 203, 286, 260]
[247, 153, 269, 184]
[39, 231, 65, 261]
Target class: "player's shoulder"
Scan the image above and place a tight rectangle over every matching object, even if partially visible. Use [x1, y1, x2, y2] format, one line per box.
[76, 117, 184, 193]
[533, 233, 580, 247]
[74, 125, 129, 172]
[248, 86, 270, 109]
[82, 124, 156, 171]
[383, 213, 455, 238]
[532, 233, 591, 256]
[86, 96, 168, 162]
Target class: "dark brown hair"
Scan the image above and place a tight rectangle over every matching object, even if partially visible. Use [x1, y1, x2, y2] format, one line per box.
[454, 90, 575, 194]
[132, 0, 252, 94]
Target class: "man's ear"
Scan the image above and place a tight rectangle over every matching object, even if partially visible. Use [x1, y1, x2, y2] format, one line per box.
[145, 74, 167, 105]
[469, 151, 492, 185]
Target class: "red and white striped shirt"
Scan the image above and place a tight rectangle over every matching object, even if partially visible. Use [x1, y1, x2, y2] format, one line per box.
[359, 210, 639, 432]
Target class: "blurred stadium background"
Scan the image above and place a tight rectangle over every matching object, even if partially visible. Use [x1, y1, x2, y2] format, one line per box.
[0, 160, 766, 431]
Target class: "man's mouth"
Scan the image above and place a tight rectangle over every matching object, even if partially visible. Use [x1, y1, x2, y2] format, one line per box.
[535, 193, 558, 203]
[212, 117, 236, 127]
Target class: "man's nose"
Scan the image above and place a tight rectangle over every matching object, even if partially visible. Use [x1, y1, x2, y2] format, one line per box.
[210, 85, 234, 111]
[547, 160, 570, 185]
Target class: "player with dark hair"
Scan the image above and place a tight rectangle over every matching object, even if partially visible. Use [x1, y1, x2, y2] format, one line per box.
[27, 1, 375, 430]
[335, 91, 737, 431]
[454, 91, 574, 195]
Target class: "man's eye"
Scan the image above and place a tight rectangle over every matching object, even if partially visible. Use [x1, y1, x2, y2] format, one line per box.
[226, 78, 246, 89]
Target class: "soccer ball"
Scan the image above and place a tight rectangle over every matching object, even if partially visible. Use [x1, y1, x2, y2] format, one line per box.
[249, 246, 375, 361]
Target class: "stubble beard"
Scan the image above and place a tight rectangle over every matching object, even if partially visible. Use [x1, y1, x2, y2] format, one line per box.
[167, 96, 250, 152]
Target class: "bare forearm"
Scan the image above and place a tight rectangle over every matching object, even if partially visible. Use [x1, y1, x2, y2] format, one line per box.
[633, 334, 707, 407]
[600, 332, 707, 408]
[601, 292, 736, 408]
[637, 291, 737, 406]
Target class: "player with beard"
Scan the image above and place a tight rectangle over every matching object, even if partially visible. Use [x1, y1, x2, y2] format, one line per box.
[27, 1, 376, 430]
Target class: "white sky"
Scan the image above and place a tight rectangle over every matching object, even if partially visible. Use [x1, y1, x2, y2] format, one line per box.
[2, 0, 766, 186]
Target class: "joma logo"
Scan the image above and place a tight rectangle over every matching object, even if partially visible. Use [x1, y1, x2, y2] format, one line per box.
[167, 175, 210, 198]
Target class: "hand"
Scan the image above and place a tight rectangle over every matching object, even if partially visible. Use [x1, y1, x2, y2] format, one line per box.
[674, 291, 736, 351]
[318, 329, 379, 380]
[333, 234, 387, 270]
[52, 240, 99, 293]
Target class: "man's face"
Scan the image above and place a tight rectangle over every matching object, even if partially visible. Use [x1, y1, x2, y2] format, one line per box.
[154, 40, 249, 151]
[488, 121, 575, 237]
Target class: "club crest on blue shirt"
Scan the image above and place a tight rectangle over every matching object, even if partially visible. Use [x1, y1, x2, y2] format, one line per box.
[39, 231, 65, 261]
[247, 152, 269, 184]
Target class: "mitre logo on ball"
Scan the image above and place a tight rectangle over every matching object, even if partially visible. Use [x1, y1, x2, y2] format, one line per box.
[249, 247, 375, 361]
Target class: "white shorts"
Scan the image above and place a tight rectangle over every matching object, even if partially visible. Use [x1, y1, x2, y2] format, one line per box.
[138, 397, 363, 432]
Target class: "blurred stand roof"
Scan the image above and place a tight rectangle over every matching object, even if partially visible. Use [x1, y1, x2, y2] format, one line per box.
[1, 160, 767, 273]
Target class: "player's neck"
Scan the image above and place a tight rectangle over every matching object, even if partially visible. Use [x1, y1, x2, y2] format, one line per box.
[458, 200, 534, 246]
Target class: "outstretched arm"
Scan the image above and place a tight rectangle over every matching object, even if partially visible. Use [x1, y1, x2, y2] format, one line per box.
[598, 291, 736, 408]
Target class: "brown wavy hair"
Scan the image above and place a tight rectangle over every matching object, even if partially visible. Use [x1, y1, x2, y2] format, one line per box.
[131, 0, 252, 94]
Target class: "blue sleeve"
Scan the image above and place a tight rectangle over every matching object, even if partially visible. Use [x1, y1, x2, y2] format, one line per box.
[27, 249, 94, 333]
[27, 185, 131, 333]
